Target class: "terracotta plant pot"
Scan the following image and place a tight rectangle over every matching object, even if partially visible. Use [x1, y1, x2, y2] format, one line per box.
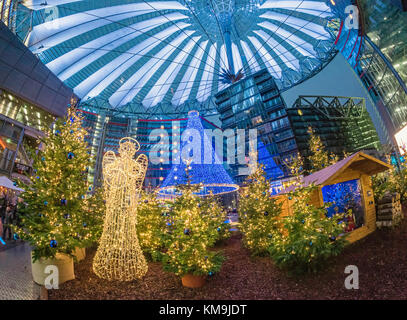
[31, 252, 75, 286]
[73, 247, 86, 262]
[181, 274, 206, 288]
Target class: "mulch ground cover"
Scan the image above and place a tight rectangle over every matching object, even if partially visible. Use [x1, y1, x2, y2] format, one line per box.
[49, 213, 407, 300]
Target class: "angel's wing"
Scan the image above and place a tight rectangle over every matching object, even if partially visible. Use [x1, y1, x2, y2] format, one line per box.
[102, 151, 116, 169]
[133, 153, 148, 194]
[102, 151, 117, 189]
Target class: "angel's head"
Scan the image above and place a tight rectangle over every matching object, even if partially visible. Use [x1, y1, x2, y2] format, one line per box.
[119, 137, 140, 158]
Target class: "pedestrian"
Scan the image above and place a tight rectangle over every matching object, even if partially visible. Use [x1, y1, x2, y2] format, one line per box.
[2, 206, 15, 241]
[0, 191, 6, 239]
[0, 191, 6, 225]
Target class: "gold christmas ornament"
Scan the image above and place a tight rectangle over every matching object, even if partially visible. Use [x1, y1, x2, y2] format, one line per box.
[93, 137, 149, 281]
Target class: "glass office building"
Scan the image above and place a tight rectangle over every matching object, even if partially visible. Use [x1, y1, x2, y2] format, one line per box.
[80, 108, 218, 188]
[286, 96, 381, 171]
[215, 69, 292, 184]
[0, 89, 56, 177]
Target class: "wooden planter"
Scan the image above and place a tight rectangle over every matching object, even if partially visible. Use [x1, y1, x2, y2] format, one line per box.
[73, 247, 86, 262]
[181, 274, 206, 288]
[31, 252, 75, 286]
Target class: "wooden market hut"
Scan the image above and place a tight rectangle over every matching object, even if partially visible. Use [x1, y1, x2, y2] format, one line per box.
[275, 152, 392, 243]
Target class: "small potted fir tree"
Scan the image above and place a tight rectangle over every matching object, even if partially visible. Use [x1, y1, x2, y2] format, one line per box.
[13, 107, 104, 285]
[160, 169, 228, 288]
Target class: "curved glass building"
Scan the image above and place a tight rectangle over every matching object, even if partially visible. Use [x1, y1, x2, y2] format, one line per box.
[4, 0, 342, 109]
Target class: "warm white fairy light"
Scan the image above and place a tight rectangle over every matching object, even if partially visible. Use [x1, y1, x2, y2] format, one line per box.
[92, 137, 149, 281]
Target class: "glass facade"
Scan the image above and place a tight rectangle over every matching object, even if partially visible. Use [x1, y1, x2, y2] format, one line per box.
[355, 0, 407, 142]
[215, 69, 292, 184]
[0, 118, 22, 174]
[0, 89, 56, 177]
[287, 96, 381, 171]
[80, 108, 218, 189]
[361, 0, 407, 85]
[0, 89, 55, 133]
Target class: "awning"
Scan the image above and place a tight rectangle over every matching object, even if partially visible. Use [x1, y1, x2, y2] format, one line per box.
[0, 176, 24, 192]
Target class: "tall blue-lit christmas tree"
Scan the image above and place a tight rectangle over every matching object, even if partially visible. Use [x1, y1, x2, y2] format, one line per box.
[159, 111, 238, 197]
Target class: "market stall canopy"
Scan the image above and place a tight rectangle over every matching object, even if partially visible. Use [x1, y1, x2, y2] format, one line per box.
[0, 176, 24, 192]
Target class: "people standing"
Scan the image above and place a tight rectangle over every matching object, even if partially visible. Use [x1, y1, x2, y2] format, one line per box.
[0, 191, 6, 239]
[2, 206, 14, 241]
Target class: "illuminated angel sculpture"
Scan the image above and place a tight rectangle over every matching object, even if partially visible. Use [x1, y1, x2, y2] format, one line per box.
[93, 137, 149, 281]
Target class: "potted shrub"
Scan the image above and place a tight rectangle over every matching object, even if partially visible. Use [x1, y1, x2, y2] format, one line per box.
[13, 107, 104, 285]
[160, 181, 227, 288]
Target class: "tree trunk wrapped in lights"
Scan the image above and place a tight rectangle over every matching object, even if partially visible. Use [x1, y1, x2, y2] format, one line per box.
[92, 137, 149, 281]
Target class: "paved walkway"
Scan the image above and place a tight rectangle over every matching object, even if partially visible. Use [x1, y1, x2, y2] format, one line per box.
[0, 242, 41, 300]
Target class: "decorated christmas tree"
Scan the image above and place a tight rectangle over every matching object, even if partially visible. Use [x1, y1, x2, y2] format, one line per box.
[269, 184, 348, 274]
[371, 151, 407, 203]
[200, 193, 231, 242]
[387, 153, 407, 203]
[137, 190, 166, 260]
[307, 127, 338, 174]
[285, 152, 304, 179]
[269, 153, 348, 274]
[14, 106, 104, 262]
[83, 185, 105, 242]
[160, 165, 226, 277]
[239, 159, 282, 256]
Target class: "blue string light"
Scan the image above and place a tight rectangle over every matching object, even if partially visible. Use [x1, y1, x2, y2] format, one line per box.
[159, 111, 238, 196]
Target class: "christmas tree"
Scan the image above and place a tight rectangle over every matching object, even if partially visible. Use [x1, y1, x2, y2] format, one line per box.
[137, 190, 166, 260]
[307, 127, 338, 174]
[372, 151, 407, 203]
[269, 184, 348, 274]
[239, 162, 282, 256]
[83, 185, 105, 242]
[14, 107, 104, 262]
[200, 193, 231, 242]
[160, 165, 226, 277]
[269, 153, 347, 274]
[285, 152, 304, 181]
